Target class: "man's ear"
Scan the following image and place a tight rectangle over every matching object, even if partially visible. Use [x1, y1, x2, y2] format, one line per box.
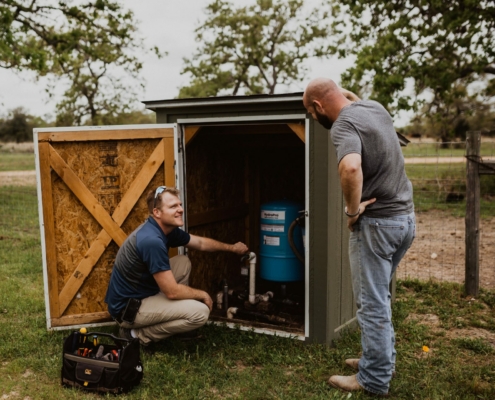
[152, 208, 160, 218]
[313, 100, 324, 113]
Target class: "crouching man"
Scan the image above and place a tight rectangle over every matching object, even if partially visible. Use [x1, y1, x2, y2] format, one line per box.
[105, 186, 248, 345]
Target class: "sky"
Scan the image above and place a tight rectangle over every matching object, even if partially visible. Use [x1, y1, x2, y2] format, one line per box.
[0, 0, 411, 125]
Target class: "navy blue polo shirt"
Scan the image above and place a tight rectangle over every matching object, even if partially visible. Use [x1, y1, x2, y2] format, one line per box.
[105, 217, 190, 318]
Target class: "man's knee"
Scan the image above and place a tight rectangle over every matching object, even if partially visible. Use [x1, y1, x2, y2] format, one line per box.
[170, 254, 191, 269]
[170, 255, 192, 285]
[186, 301, 210, 328]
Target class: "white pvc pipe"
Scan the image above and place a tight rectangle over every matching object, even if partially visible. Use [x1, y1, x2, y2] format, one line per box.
[227, 307, 238, 319]
[248, 252, 257, 304]
[216, 291, 223, 309]
[257, 291, 274, 303]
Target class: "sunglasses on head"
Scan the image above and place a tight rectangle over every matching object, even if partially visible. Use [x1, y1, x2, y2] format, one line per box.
[153, 186, 168, 209]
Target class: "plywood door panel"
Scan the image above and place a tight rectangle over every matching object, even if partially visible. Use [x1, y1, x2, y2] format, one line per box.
[49, 145, 128, 247]
[36, 127, 175, 328]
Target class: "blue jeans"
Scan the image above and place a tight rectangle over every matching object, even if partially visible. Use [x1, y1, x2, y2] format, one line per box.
[349, 212, 415, 395]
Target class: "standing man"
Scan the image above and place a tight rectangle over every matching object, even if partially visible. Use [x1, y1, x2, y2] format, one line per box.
[303, 78, 415, 397]
[105, 186, 248, 346]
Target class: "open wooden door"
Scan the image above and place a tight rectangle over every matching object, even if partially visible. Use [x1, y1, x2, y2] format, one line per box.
[34, 125, 176, 330]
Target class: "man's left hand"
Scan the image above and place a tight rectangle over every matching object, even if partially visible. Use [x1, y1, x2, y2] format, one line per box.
[347, 198, 376, 231]
[340, 87, 361, 102]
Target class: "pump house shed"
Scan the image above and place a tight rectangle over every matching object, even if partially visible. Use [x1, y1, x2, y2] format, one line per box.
[35, 92, 405, 345]
[143, 92, 355, 345]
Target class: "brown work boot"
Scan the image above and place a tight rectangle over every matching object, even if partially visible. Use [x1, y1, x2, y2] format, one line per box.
[345, 358, 396, 378]
[328, 374, 390, 398]
[345, 358, 360, 371]
[119, 327, 133, 341]
[328, 374, 362, 392]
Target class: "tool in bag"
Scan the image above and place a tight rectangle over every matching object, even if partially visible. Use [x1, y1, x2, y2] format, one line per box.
[61, 329, 143, 394]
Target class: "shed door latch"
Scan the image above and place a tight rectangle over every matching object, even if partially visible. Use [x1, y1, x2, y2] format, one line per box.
[178, 137, 183, 153]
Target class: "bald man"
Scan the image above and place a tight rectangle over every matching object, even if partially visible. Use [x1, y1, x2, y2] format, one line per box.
[303, 79, 415, 397]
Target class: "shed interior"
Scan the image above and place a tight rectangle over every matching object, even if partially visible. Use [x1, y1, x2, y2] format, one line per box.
[183, 122, 306, 335]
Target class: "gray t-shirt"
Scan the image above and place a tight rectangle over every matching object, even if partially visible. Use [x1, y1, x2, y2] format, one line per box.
[330, 100, 414, 217]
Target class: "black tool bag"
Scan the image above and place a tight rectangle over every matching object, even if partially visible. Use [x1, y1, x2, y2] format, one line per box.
[61, 331, 143, 394]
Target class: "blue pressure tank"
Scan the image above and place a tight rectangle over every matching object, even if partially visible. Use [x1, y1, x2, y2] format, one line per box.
[259, 200, 304, 282]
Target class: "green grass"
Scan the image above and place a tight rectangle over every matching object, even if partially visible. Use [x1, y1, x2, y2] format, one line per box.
[1, 270, 494, 399]
[405, 163, 495, 218]
[1, 189, 494, 399]
[0, 152, 35, 172]
[0, 186, 39, 239]
[401, 141, 495, 158]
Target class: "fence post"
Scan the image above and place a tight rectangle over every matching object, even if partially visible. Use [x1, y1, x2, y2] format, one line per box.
[465, 131, 481, 297]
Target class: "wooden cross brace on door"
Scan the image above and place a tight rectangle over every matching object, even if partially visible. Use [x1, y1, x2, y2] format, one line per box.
[37, 129, 175, 326]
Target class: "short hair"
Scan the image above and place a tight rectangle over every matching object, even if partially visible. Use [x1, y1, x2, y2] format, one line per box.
[304, 78, 339, 105]
[146, 186, 180, 214]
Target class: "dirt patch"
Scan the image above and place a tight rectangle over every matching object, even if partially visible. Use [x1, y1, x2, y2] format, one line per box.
[444, 328, 495, 348]
[0, 142, 34, 153]
[232, 360, 262, 372]
[405, 313, 441, 328]
[398, 210, 495, 290]
[0, 170, 36, 186]
[233, 360, 247, 372]
[21, 369, 33, 378]
[1, 391, 20, 400]
[404, 157, 466, 164]
[407, 313, 495, 349]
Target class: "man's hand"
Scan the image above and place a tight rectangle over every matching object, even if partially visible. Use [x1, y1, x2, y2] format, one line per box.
[340, 87, 361, 102]
[200, 291, 213, 311]
[231, 242, 249, 255]
[347, 198, 376, 231]
[154, 270, 213, 310]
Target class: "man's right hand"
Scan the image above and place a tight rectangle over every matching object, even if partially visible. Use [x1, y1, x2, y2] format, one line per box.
[231, 242, 249, 254]
[200, 291, 213, 311]
[154, 270, 212, 310]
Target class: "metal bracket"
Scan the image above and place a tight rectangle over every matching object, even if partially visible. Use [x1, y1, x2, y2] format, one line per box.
[465, 155, 495, 175]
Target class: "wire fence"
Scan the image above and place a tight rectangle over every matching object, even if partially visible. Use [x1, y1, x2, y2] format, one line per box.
[1, 138, 494, 290]
[397, 137, 495, 291]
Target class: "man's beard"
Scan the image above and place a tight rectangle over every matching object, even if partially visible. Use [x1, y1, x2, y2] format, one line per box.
[314, 108, 333, 130]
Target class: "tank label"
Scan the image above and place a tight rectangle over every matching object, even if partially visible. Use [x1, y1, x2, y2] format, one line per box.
[261, 224, 284, 232]
[261, 210, 285, 220]
[263, 236, 280, 246]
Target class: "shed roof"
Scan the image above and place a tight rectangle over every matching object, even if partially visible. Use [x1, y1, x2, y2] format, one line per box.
[142, 92, 409, 146]
[142, 92, 304, 111]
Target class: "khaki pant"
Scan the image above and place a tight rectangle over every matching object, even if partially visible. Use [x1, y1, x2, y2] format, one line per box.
[120, 255, 210, 345]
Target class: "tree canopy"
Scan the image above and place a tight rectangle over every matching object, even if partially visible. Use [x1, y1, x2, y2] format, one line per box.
[0, 107, 156, 143]
[0, 107, 50, 142]
[178, 0, 332, 98]
[329, 0, 495, 139]
[0, 0, 160, 125]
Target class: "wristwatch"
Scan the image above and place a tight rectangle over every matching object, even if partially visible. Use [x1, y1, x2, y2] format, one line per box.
[344, 206, 360, 217]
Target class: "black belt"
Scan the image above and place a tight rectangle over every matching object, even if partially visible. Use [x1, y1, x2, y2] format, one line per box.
[114, 312, 123, 324]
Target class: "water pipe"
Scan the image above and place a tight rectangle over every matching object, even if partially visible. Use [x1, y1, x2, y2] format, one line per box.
[247, 252, 257, 304]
